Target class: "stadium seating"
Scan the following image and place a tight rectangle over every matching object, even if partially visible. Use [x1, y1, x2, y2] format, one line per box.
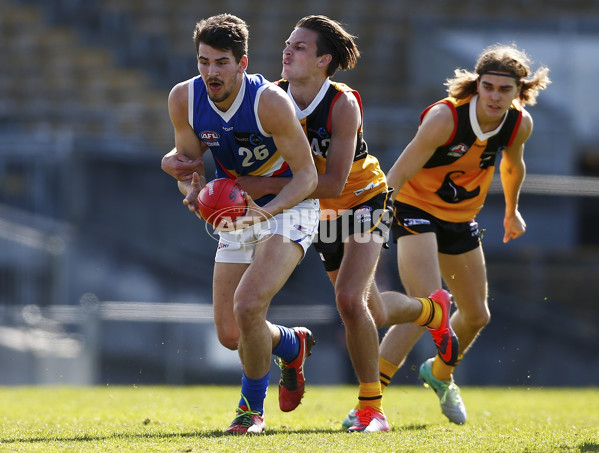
[0, 0, 171, 151]
[5, 0, 595, 154]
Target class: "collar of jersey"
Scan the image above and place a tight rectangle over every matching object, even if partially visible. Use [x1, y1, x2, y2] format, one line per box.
[288, 78, 331, 120]
[208, 73, 247, 123]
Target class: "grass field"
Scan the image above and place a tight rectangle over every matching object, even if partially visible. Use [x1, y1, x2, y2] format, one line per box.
[0, 385, 597, 452]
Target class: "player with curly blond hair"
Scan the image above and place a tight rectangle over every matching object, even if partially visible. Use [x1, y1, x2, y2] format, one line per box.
[344, 43, 550, 427]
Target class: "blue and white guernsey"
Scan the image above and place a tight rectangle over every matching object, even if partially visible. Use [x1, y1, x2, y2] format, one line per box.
[188, 73, 291, 206]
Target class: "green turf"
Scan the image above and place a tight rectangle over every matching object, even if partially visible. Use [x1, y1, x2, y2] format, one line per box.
[0, 385, 597, 452]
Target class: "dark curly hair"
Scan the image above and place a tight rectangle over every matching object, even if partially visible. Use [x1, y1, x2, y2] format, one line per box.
[193, 13, 249, 63]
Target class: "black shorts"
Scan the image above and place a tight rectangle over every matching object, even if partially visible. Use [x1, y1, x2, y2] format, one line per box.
[391, 201, 481, 255]
[313, 191, 392, 272]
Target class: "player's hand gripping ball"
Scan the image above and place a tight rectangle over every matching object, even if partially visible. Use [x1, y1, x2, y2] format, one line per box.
[197, 178, 247, 227]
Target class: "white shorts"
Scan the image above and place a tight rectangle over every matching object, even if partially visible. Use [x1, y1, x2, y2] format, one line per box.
[215, 198, 320, 264]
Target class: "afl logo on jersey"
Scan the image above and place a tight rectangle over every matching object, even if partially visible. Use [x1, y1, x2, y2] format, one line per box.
[448, 143, 468, 157]
[201, 131, 220, 142]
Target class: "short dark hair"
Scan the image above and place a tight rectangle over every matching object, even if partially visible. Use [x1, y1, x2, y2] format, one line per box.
[193, 13, 249, 63]
[295, 15, 359, 77]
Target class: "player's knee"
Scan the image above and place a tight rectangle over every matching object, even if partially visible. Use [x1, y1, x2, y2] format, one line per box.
[464, 306, 491, 331]
[217, 332, 239, 350]
[233, 297, 268, 327]
[335, 289, 366, 320]
[214, 322, 239, 350]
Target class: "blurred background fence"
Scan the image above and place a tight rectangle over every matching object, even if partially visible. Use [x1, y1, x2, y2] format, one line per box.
[0, 0, 598, 387]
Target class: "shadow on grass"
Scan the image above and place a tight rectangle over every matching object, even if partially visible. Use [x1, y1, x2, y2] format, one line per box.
[393, 423, 429, 432]
[579, 442, 599, 452]
[0, 423, 431, 443]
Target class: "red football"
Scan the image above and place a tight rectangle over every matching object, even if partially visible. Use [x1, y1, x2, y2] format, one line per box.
[197, 178, 247, 227]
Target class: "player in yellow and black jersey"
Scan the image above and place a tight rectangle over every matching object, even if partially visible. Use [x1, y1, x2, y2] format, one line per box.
[398, 94, 523, 223]
[365, 43, 551, 426]
[257, 16, 457, 432]
[276, 78, 387, 218]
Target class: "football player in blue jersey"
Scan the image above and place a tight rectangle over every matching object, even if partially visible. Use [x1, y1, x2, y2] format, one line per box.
[162, 14, 319, 434]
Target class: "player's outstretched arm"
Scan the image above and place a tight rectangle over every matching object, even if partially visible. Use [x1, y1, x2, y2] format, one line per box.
[500, 110, 532, 243]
